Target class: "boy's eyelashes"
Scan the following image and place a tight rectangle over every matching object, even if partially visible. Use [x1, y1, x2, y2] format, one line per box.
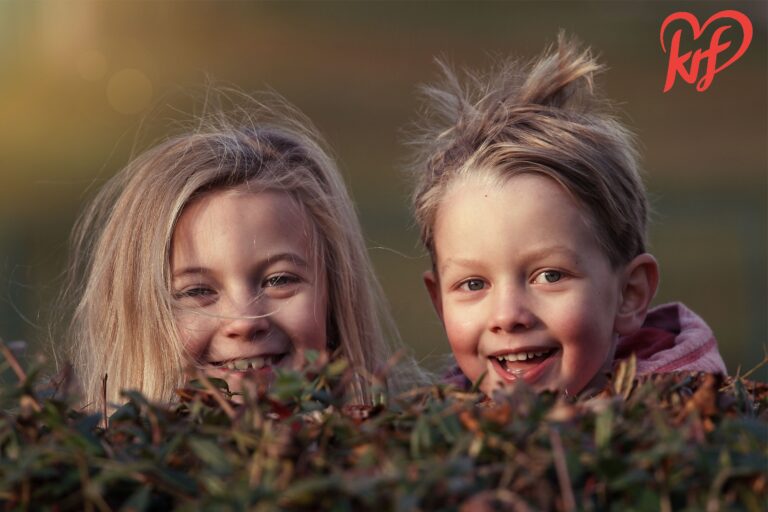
[451, 269, 568, 292]
[458, 278, 486, 292]
[532, 269, 564, 284]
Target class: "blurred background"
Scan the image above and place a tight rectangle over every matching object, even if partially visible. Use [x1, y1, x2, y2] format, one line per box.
[1, 1, 765, 381]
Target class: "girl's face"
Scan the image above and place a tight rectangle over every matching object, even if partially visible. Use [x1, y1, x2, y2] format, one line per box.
[170, 188, 327, 393]
[424, 173, 626, 396]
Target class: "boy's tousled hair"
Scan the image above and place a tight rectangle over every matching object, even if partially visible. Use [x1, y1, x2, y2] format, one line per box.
[410, 33, 648, 268]
[63, 91, 417, 412]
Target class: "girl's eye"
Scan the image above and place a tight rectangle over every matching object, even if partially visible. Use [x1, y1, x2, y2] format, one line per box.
[460, 279, 486, 292]
[174, 287, 215, 300]
[533, 270, 563, 284]
[264, 273, 300, 288]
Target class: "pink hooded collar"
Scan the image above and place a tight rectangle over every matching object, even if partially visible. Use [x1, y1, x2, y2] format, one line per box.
[614, 302, 727, 375]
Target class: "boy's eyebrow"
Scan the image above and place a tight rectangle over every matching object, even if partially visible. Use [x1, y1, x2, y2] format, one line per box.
[439, 257, 483, 275]
[523, 246, 582, 263]
[171, 252, 309, 279]
[440, 246, 581, 274]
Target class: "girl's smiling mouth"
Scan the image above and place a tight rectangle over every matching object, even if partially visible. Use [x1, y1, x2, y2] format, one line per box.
[209, 353, 287, 372]
[489, 347, 559, 385]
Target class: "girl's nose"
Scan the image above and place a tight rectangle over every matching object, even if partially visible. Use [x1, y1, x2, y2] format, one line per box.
[221, 294, 271, 341]
[489, 285, 537, 333]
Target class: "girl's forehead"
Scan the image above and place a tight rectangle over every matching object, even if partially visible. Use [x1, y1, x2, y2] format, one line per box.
[170, 187, 325, 272]
[184, 187, 305, 223]
[173, 188, 319, 251]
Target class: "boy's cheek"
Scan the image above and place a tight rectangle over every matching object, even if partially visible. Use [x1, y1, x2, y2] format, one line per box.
[442, 310, 477, 350]
[443, 312, 485, 375]
[557, 325, 616, 393]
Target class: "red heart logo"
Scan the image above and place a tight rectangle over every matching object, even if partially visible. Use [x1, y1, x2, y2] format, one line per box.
[660, 10, 752, 92]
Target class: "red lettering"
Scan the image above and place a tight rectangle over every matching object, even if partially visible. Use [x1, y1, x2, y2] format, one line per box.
[660, 10, 752, 92]
[697, 26, 732, 91]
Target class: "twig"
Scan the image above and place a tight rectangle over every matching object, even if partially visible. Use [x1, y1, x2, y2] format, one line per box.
[720, 349, 768, 392]
[736, 352, 767, 381]
[0, 337, 42, 413]
[0, 336, 27, 382]
[549, 427, 577, 512]
[195, 370, 237, 420]
[102, 373, 109, 431]
[50, 363, 74, 401]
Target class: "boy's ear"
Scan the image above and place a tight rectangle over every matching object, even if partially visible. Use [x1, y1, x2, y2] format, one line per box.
[614, 253, 660, 335]
[423, 270, 444, 321]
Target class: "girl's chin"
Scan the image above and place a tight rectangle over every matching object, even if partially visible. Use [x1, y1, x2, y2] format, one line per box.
[206, 365, 278, 394]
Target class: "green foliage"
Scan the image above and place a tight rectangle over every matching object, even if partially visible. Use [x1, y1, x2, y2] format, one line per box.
[0, 348, 766, 511]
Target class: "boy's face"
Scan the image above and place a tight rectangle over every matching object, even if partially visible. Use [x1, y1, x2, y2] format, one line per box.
[425, 173, 625, 396]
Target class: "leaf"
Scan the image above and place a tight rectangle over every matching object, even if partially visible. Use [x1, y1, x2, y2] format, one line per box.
[613, 354, 637, 400]
[595, 407, 614, 451]
[188, 438, 231, 473]
[118, 485, 151, 512]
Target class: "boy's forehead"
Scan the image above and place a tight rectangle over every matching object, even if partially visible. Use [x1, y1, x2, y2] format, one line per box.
[443, 170, 557, 206]
[449, 167, 504, 191]
[434, 172, 609, 264]
[450, 170, 598, 222]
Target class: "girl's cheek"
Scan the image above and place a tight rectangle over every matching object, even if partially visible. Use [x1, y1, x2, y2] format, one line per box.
[175, 313, 209, 356]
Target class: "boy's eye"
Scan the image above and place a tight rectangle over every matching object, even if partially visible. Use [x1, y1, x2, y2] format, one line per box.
[263, 273, 300, 288]
[460, 279, 486, 291]
[533, 270, 563, 284]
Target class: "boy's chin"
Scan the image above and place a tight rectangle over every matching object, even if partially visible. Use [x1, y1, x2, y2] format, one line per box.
[483, 372, 606, 398]
[576, 371, 612, 398]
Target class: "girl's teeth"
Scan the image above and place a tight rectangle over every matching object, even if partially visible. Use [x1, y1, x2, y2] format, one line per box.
[224, 356, 275, 371]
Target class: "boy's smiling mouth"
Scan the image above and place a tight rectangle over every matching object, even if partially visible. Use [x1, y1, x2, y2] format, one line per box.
[489, 347, 559, 384]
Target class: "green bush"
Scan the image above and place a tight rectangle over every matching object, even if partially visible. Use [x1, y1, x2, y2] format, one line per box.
[1, 343, 766, 511]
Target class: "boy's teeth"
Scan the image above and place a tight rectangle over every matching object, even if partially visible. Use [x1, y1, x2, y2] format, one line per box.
[497, 349, 551, 363]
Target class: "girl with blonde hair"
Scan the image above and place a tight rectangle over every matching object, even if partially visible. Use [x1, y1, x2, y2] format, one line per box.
[64, 93, 417, 412]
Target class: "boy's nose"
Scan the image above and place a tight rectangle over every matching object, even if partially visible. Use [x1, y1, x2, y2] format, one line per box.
[220, 294, 271, 341]
[489, 285, 536, 333]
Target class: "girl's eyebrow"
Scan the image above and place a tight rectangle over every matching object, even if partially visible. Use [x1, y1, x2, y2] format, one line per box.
[172, 252, 309, 279]
[266, 252, 309, 267]
[172, 266, 210, 279]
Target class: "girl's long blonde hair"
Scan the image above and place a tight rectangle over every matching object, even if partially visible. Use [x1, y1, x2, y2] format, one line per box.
[63, 93, 416, 412]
